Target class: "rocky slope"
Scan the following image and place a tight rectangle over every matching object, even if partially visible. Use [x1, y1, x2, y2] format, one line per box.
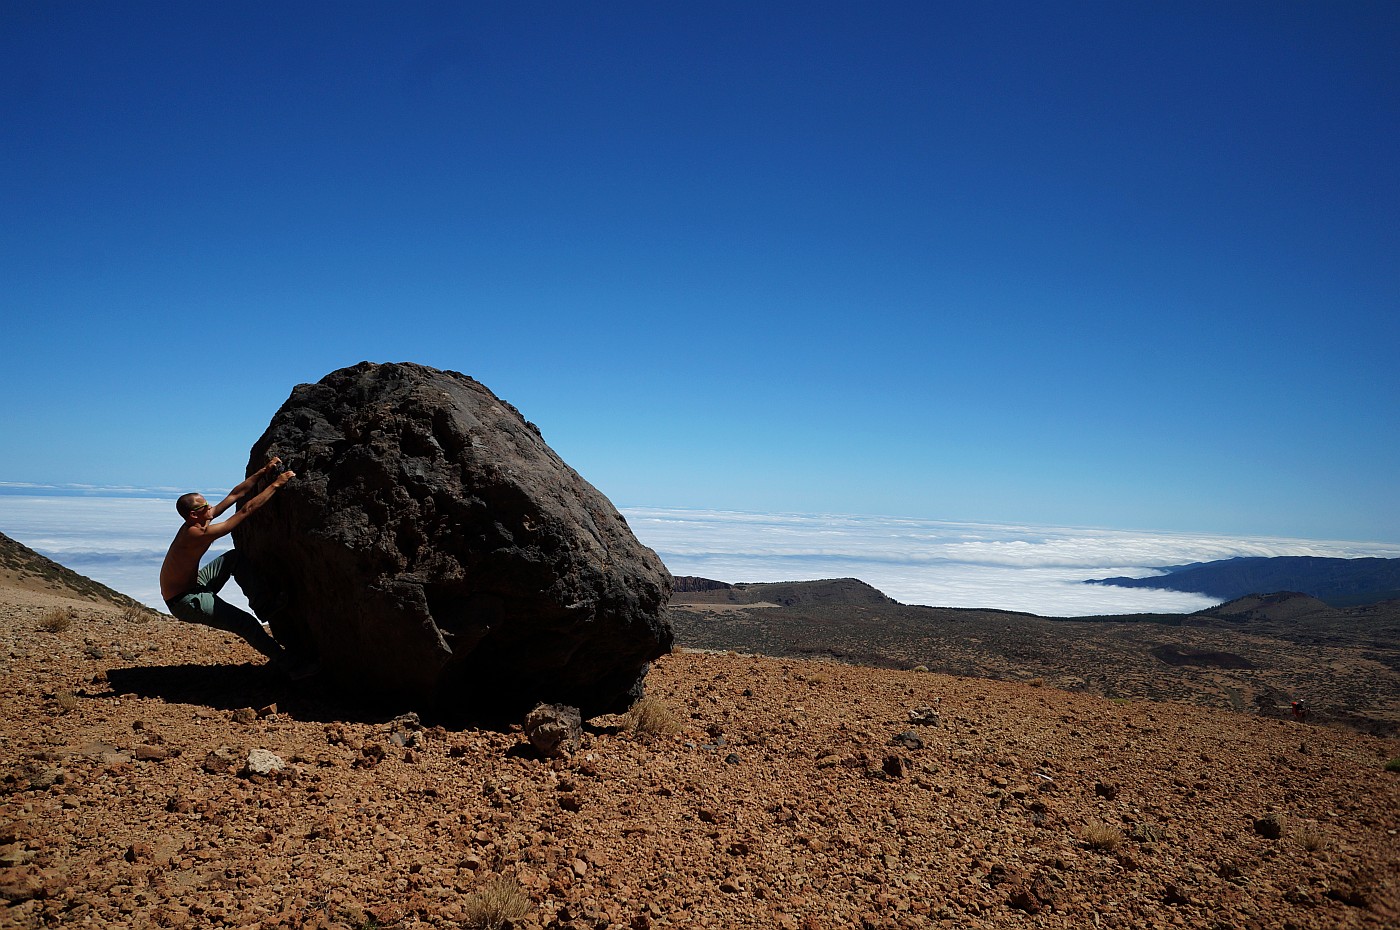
[669, 583, 1400, 737]
[2, 569, 1398, 929]
[0, 530, 144, 609]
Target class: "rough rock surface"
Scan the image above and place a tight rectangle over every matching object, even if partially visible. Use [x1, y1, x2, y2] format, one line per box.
[231, 362, 673, 717]
[241, 749, 286, 778]
[2, 576, 1398, 930]
[523, 703, 583, 759]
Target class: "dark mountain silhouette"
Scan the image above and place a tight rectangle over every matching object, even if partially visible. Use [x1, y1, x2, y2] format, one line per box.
[670, 576, 894, 608]
[1085, 556, 1400, 607]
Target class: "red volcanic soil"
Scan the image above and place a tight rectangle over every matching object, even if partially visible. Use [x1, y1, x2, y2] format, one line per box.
[1, 568, 1398, 929]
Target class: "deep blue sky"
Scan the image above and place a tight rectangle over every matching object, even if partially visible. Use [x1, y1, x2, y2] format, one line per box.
[3, 2, 1397, 543]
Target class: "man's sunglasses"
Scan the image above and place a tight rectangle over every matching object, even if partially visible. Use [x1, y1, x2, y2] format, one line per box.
[190, 503, 212, 515]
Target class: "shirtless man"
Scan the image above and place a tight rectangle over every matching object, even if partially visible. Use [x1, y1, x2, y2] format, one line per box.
[160, 457, 305, 674]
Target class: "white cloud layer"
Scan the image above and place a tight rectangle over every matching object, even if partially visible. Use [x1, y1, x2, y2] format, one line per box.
[0, 494, 238, 612]
[3, 495, 1398, 617]
[621, 508, 1400, 616]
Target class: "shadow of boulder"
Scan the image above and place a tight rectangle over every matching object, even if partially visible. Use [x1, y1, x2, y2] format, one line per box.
[101, 663, 411, 726]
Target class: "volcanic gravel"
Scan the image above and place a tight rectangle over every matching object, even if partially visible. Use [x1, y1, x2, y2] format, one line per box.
[2, 585, 1398, 929]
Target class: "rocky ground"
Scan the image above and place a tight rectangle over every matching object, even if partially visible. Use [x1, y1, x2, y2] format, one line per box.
[2, 579, 1399, 930]
[668, 580, 1400, 737]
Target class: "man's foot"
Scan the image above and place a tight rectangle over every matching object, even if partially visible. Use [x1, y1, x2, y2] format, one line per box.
[278, 655, 320, 681]
[258, 589, 291, 618]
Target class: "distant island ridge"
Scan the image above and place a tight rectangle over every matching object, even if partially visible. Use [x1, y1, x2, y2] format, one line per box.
[674, 555, 1400, 613]
[1084, 556, 1400, 608]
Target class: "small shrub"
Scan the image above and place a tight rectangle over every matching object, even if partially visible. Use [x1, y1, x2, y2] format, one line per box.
[1385, 757, 1400, 773]
[1080, 820, 1124, 850]
[622, 695, 682, 738]
[460, 875, 530, 930]
[53, 691, 79, 715]
[1028, 677, 1045, 687]
[120, 604, 153, 624]
[1292, 825, 1327, 852]
[39, 608, 74, 633]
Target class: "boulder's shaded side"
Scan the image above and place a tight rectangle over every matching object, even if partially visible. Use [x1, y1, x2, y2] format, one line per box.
[232, 362, 673, 717]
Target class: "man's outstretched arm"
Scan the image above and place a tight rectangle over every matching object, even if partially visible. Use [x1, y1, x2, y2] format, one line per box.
[199, 470, 295, 540]
[212, 457, 283, 517]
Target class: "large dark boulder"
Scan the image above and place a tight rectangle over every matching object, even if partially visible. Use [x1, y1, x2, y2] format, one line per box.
[232, 362, 673, 718]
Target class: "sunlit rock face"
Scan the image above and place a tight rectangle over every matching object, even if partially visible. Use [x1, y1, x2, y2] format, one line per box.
[233, 361, 673, 718]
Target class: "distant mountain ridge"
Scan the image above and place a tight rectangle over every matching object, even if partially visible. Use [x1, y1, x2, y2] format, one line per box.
[670, 576, 895, 608]
[1086, 555, 1400, 607]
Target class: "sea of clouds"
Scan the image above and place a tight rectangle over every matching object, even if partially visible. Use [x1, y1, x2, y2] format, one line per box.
[625, 508, 1400, 615]
[3, 487, 1399, 617]
[0, 491, 205, 611]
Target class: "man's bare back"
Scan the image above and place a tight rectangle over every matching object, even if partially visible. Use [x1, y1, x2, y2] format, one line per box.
[160, 512, 221, 600]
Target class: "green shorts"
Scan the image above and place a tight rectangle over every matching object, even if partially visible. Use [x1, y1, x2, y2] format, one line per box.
[164, 550, 285, 662]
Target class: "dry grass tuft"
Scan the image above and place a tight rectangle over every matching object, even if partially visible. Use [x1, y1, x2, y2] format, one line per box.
[1079, 820, 1124, 850]
[53, 691, 79, 715]
[460, 875, 531, 929]
[1293, 824, 1328, 852]
[39, 607, 75, 633]
[120, 603, 153, 624]
[622, 695, 683, 738]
